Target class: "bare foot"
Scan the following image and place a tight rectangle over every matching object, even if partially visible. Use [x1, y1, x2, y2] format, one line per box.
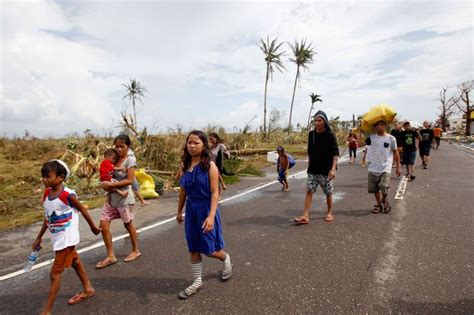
[284, 187, 291, 192]
[140, 200, 150, 206]
[324, 214, 334, 222]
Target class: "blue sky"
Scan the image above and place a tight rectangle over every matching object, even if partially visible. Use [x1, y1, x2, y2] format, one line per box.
[1, 0, 472, 137]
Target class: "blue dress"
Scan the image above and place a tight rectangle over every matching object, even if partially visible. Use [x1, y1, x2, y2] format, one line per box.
[180, 164, 225, 255]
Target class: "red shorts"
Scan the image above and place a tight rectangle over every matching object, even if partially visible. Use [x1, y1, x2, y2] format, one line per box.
[51, 246, 79, 275]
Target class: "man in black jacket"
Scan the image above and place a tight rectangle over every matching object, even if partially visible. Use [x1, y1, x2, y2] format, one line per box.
[294, 110, 339, 224]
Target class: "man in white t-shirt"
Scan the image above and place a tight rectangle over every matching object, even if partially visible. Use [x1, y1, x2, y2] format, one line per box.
[362, 120, 401, 214]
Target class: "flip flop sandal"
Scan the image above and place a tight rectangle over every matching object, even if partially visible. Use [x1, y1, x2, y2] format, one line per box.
[124, 253, 142, 262]
[67, 292, 95, 305]
[293, 217, 309, 225]
[372, 205, 382, 214]
[95, 258, 117, 269]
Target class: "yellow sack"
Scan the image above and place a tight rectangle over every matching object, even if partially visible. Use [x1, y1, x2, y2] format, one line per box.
[135, 168, 159, 199]
[361, 104, 397, 132]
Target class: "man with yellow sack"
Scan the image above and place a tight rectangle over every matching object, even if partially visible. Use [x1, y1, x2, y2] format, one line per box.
[362, 120, 401, 214]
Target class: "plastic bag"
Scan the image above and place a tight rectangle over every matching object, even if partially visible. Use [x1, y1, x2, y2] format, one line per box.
[135, 168, 159, 199]
[288, 154, 296, 169]
[361, 104, 397, 132]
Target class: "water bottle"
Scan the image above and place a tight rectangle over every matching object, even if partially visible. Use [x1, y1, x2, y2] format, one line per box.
[23, 246, 41, 272]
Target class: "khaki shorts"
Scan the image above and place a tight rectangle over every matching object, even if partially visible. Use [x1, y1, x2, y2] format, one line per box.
[368, 172, 391, 194]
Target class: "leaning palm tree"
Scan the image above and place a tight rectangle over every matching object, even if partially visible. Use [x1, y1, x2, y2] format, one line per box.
[287, 39, 316, 134]
[307, 93, 322, 130]
[259, 37, 286, 140]
[122, 79, 147, 129]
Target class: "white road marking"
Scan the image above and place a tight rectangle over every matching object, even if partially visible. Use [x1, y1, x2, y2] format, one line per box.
[372, 198, 408, 301]
[1, 154, 353, 281]
[394, 176, 408, 200]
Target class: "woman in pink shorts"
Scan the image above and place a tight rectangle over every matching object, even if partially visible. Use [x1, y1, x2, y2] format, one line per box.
[96, 134, 141, 269]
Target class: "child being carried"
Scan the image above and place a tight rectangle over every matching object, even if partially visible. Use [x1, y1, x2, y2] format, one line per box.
[99, 149, 129, 199]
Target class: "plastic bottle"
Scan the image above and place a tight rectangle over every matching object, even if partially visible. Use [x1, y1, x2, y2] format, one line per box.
[23, 246, 41, 272]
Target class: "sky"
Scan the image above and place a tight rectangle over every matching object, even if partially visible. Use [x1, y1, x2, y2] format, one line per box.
[1, 0, 472, 138]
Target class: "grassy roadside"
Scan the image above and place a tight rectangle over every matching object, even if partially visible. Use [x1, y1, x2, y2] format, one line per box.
[0, 151, 281, 230]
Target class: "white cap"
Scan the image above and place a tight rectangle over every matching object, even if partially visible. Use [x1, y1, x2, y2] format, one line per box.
[49, 159, 71, 180]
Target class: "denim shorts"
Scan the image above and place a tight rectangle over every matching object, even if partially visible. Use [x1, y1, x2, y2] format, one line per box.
[402, 150, 416, 166]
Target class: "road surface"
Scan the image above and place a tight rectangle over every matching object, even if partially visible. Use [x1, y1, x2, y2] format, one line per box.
[0, 143, 473, 314]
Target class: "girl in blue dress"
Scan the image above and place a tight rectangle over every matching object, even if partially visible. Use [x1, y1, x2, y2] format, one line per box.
[176, 130, 233, 299]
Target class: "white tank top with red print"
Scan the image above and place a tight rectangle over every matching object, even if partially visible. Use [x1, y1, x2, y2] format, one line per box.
[43, 187, 80, 251]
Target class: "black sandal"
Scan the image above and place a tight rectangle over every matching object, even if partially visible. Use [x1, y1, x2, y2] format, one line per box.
[372, 205, 382, 214]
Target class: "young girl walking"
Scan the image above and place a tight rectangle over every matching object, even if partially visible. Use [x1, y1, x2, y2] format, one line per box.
[176, 130, 233, 299]
[33, 160, 100, 314]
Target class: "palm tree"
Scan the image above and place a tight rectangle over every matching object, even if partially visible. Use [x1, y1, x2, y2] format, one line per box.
[287, 39, 316, 134]
[122, 79, 147, 129]
[307, 93, 322, 130]
[259, 37, 286, 140]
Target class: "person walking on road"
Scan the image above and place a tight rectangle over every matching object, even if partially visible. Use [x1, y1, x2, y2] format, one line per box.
[209, 132, 230, 192]
[294, 110, 339, 224]
[33, 160, 100, 314]
[96, 134, 141, 269]
[433, 125, 443, 150]
[176, 130, 233, 299]
[419, 121, 434, 169]
[276, 146, 293, 192]
[347, 130, 358, 164]
[401, 121, 421, 181]
[390, 122, 404, 165]
[361, 121, 401, 214]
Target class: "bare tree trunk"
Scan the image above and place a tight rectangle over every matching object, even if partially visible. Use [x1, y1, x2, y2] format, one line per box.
[132, 96, 137, 130]
[121, 112, 139, 136]
[263, 64, 270, 141]
[464, 90, 471, 136]
[352, 114, 356, 128]
[306, 103, 314, 131]
[288, 66, 300, 135]
[439, 87, 456, 132]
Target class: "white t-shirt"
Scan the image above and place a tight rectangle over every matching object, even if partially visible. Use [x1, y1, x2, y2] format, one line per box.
[43, 187, 80, 251]
[365, 134, 397, 174]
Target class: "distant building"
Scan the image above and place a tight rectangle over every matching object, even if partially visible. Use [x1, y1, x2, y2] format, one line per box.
[449, 112, 474, 134]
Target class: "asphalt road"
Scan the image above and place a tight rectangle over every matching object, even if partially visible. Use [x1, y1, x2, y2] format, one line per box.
[1, 143, 473, 314]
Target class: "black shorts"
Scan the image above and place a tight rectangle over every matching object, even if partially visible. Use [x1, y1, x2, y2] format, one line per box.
[419, 143, 431, 156]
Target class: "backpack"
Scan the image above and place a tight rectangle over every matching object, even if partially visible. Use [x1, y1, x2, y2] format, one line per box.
[288, 154, 296, 169]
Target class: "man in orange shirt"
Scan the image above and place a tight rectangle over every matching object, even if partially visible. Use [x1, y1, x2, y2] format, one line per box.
[433, 126, 443, 150]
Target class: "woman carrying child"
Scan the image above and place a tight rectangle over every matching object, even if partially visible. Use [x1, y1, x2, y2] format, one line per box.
[96, 134, 141, 269]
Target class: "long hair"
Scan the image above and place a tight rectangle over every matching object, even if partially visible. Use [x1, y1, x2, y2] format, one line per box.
[209, 132, 222, 144]
[181, 130, 211, 172]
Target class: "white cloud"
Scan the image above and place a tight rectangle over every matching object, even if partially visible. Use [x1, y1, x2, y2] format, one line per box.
[0, 0, 472, 137]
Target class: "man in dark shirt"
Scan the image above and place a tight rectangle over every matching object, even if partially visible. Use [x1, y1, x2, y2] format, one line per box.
[390, 122, 404, 153]
[418, 120, 434, 169]
[390, 122, 404, 168]
[294, 110, 339, 224]
[401, 121, 421, 181]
